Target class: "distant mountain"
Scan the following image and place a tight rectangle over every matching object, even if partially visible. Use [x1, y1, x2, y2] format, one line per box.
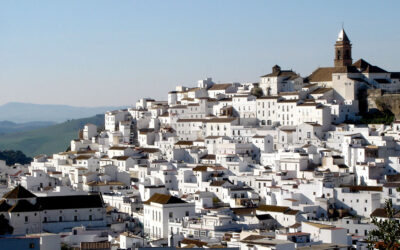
[0, 120, 56, 135]
[0, 102, 125, 123]
[0, 114, 104, 157]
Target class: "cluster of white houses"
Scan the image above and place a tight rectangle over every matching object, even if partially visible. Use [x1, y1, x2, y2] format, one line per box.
[1, 29, 400, 250]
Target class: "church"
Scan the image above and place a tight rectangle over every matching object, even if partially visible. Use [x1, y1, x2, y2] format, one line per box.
[0, 185, 107, 234]
[260, 29, 400, 124]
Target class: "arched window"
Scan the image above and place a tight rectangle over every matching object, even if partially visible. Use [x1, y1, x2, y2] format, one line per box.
[59, 216, 63, 222]
[337, 50, 341, 60]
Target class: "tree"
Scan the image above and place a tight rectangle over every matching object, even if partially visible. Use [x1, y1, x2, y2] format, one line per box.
[0, 150, 32, 166]
[251, 87, 263, 98]
[368, 199, 400, 249]
[0, 214, 13, 235]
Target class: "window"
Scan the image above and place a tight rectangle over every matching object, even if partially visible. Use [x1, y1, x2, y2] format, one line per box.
[59, 216, 63, 222]
[29, 243, 35, 249]
[185, 211, 189, 216]
[74, 216, 78, 221]
[89, 215, 92, 221]
[169, 212, 173, 218]
[25, 216, 28, 223]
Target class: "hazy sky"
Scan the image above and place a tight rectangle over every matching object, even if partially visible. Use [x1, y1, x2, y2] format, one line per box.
[1, 1, 399, 107]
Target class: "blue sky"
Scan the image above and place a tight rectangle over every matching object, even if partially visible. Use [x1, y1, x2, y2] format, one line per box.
[1, 1, 399, 106]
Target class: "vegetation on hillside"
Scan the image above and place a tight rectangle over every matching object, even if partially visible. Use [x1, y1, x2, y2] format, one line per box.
[0, 150, 32, 165]
[0, 114, 104, 157]
[0, 120, 55, 135]
[360, 110, 395, 125]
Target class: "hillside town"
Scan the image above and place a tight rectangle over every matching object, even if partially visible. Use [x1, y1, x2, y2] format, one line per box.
[1, 29, 400, 250]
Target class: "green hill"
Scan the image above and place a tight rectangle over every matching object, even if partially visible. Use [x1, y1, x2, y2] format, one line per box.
[0, 114, 104, 157]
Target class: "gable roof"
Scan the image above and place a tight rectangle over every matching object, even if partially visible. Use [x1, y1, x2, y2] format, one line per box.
[352, 59, 387, 73]
[3, 185, 36, 199]
[308, 67, 335, 82]
[8, 199, 37, 213]
[143, 193, 187, 205]
[371, 208, 400, 218]
[208, 83, 232, 91]
[261, 68, 298, 78]
[36, 195, 104, 210]
[308, 66, 360, 83]
[0, 200, 11, 212]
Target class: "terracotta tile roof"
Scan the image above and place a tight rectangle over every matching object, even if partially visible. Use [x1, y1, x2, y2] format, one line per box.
[206, 117, 237, 123]
[181, 238, 208, 247]
[232, 207, 256, 215]
[0, 199, 11, 212]
[284, 209, 300, 215]
[8, 199, 37, 213]
[208, 83, 232, 91]
[310, 88, 333, 94]
[353, 59, 387, 73]
[36, 195, 104, 210]
[304, 221, 335, 229]
[175, 141, 194, 146]
[261, 69, 298, 78]
[289, 222, 301, 228]
[76, 155, 93, 160]
[177, 119, 207, 122]
[137, 147, 160, 153]
[210, 180, 227, 186]
[340, 185, 383, 192]
[201, 154, 216, 160]
[81, 242, 111, 250]
[308, 67, 335, 82]
[257, 205, 290, 213]
[383, 182, 400, 188]
[193, 166, 208, 172]
[371, 208, 400, 218]
[109, 146, 129, 150]
[3, 185, 36, 199]
[112, 156, 131, 160]
[143, 193, 187, 205]
[257, 96, 281, 100]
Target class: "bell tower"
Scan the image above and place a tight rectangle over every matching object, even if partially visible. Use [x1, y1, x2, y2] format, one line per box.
[334, 29, 352, 67]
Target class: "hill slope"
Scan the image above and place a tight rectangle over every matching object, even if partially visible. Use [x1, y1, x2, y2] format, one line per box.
[0, 102, 123, 123]
[0, 121, 56, 135]
[0, 115, 104, 157]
